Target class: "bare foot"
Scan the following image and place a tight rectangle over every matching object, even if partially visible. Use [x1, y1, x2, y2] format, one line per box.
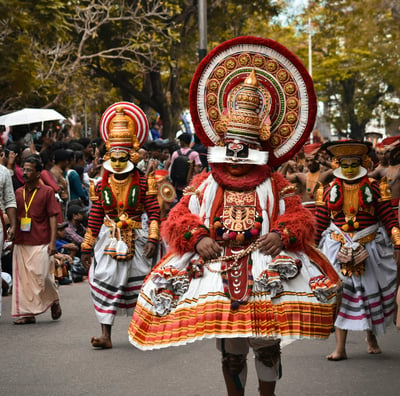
[51, 302, 62, 320]
[366, 335, 381, 354]
[91, 336, 112, 349]
[14, 317, 36, 325]
[326, 351, 347, 361]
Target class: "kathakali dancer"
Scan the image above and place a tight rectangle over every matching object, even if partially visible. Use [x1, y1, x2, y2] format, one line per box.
[81, 102, 160, 349]
[128, 37, 340, 396]
[314, 140, 400, 360]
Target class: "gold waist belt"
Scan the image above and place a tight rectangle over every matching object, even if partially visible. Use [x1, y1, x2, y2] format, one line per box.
[104, 217, 142, 230]
[331, 231, 376, 246]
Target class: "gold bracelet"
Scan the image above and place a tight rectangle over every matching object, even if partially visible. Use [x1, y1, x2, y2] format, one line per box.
[148, 220, 159, 241]
[146, 172, 158, 196]
[81, 228, 96, 250]
[391, 227, 400, 246]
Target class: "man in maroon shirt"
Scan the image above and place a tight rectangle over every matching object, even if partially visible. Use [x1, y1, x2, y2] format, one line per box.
[12, 155, 62, 324]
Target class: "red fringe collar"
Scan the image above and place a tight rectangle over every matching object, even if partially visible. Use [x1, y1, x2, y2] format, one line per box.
[327, 176, 374, 212]
[210, 164, 271, 190]
[100, 169, 140, 210]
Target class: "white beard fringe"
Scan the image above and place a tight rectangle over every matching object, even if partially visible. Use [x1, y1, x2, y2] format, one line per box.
[207, 146, 269, 165]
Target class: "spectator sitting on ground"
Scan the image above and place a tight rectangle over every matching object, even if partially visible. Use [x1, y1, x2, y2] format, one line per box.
[55, 222, 75, 285]
[65, 204, 87, 254]
[56, 222, 79, 258]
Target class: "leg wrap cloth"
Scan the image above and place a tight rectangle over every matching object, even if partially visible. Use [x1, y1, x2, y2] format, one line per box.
[217, 338, 281, 389]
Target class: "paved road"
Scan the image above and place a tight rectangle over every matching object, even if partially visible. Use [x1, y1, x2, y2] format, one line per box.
[1, 281, 400, 395]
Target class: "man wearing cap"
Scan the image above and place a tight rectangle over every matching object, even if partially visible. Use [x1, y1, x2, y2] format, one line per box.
[314, 140, 400, 361]
[128, 38, 340, 396]
[81, 103, 160, 349]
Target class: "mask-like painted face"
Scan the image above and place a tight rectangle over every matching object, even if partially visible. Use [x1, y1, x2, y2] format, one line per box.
[339, 158, 361, 179]
[110, 151, 130, 173]
[225, 141, 249, 161]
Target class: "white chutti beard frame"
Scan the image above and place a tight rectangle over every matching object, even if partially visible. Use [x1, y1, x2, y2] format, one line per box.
[333, 166, 367, 181]
[208, 146, 269, 165]
[103, 159, 134, 174]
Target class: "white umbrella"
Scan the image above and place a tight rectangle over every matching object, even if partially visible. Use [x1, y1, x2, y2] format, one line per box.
[0, 108, 65, 127]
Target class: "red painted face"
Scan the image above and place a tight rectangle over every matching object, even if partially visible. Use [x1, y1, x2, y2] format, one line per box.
[225, 163, 254, 176]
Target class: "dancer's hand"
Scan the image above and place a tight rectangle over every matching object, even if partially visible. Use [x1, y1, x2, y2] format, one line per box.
[81, 253, 92, 271]
[258, 232, 284, 257]
[394, 249, 400, 267]
[195, 237, 222, 260]
[144, 242, 157, 258]
[396, 288, 400, 332]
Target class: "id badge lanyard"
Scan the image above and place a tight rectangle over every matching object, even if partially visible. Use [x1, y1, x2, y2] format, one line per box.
[21, 187, 38, 232]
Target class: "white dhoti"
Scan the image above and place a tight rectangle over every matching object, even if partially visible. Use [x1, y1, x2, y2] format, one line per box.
[319, 224, 397, 335]
[89, 225, 153, 325]
[12, 244, 59, 318]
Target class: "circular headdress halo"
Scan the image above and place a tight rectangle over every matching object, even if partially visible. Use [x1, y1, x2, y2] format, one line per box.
[189, 36, 317, 167]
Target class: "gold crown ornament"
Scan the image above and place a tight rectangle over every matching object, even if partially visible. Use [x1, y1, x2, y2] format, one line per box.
[224, 69, 272, 148]
[105, 106, 140, 153]
[326, 141, 369, 160]
[100, 102, 149, 172]
[189, 36, 317, 167]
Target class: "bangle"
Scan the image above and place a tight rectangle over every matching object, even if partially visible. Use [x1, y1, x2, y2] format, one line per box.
[148, 220, 160, 241]
[391, 227, 400, 246]
[81, 228, 96, 250]
[194, 234, 209, 254]
[270, 229, 282, 239]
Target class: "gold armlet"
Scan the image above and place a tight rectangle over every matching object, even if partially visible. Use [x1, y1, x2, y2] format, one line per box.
[148, 220, 160, 241]
[315, 182, 326, 207]
[81, 228, 96, 250]
[378, 176, 392, 202]
[146, 171, 158, 196]
[89, 179, 99, 202]
[391, 227, 400, 246]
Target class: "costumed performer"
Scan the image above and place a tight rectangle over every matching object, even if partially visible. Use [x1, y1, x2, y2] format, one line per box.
[314, 140, 400, 360]
[81, 102, 160, 349]
[128, 37, 341, 396]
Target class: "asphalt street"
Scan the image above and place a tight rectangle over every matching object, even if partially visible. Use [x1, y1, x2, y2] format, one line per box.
[1, 280, 400, 396]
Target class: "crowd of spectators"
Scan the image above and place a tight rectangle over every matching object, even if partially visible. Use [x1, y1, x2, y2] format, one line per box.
[0, 122, 210, 294]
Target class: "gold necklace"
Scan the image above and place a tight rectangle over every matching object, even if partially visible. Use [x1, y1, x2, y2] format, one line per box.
[342, 182, 360, 219]
[109, 174, 132, 213]
[306, 170, 320, 197]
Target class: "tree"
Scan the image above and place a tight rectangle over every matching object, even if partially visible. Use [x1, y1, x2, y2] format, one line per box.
[0, 0, 70, 111]
[0, 0, 284, 139]
[302, 0, 400, 140]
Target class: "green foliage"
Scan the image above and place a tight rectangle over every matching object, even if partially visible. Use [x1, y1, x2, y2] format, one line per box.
[7, 0, 398, 142]
[301, 0, 400, 139]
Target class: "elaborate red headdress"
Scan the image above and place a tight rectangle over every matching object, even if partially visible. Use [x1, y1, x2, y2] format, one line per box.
[99, 102, 149, 173]
[189, 36, 317, 167]
[382, 135, 400, 148]
[304, 143, 321, 156]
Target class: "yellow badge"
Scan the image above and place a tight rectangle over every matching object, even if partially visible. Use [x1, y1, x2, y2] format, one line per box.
[20, 217, 32, 232]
